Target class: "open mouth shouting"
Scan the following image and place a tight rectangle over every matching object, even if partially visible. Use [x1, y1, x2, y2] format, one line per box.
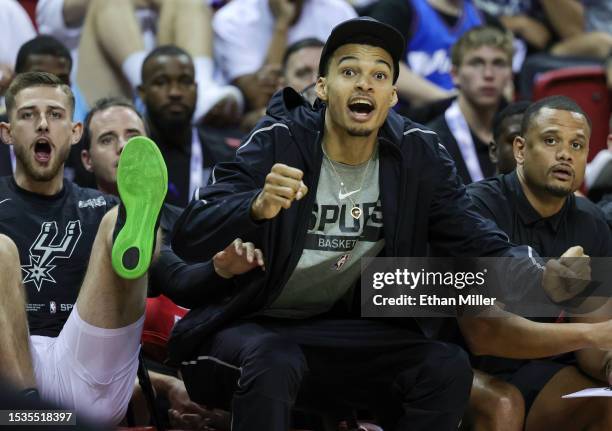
[34, 137, 52, 164]
[347, 97, 375, 122]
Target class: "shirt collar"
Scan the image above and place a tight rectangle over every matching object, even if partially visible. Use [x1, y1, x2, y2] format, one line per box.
[506, 170, 571, 233]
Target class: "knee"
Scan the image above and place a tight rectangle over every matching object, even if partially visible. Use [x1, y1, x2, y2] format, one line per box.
[424, 343, 473, 392]
[590, 32, 612, 58]
[243, 335, 306, 389]
[100, 205, 119, 231]
[396, 343, 473, 400]
[0, 234, 19, 268]
[486, 383, 525, 428]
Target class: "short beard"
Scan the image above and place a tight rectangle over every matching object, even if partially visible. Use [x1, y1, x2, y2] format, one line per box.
[347, 127, 374, 137]
[545, 183, 572, 197]
[149, 108, 193, 133]
[14, 144, 69, 182]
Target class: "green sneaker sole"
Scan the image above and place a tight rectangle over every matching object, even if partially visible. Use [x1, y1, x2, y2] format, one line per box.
[111, 136, 168, 279]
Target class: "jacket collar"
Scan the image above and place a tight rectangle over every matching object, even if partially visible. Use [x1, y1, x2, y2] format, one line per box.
[265, 88, 407, 167]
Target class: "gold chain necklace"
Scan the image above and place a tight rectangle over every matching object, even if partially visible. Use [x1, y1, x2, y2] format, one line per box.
[322, 146, 374, 219]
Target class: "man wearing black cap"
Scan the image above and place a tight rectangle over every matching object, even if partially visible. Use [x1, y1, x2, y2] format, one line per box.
[168, 17, 586, 431]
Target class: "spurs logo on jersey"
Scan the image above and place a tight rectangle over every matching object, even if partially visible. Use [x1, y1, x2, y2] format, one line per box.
[22, 220, 83, 291]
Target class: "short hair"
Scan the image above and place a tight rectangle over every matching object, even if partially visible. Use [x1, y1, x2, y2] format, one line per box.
[492, 100, 530, 141]
[5, 72, 74, 117]
[451, 26, 514, 67]
[82, 97, 145, 150]
[141, 45, 193, 82]
[520, 95, 591, 136]
[320, 34, 397, 82]
[283, 38, 324, 69]
[15, 35, 72, 74]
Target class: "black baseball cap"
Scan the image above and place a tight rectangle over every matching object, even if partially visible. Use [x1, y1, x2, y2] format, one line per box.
[318, 17, 405, 83]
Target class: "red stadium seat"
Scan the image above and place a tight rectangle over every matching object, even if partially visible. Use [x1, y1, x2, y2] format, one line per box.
[142, 295, 188, 363]
[532, 66, 611, 162]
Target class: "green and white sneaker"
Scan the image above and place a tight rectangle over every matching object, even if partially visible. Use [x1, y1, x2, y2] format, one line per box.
[111, 136, 167, 279]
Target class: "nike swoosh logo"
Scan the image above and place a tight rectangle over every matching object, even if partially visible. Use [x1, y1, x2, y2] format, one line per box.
[339, 190, 360, 200]
[0, 199, 10, 205]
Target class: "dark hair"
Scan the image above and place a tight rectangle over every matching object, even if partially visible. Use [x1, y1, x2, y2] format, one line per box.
[141, 45, 192, 82]
[82, 97, 145, 149]
[15, 36, 72, 74]
[320, 34, 395, 80]
[492, 101, 530, 141]
[5, 72, 74, 117]
[283, 38, 324, 68]
[520, 95, 591, 136]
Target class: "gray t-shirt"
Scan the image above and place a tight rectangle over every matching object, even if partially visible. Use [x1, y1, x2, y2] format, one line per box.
[264, 148, 385, 318]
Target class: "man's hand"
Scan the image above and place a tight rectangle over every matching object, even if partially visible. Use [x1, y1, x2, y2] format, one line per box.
[234, 64, 283, 110]
[268, 0, 298, 26]
[0, 64, 13, 97]
[543, 246, 591, 303]
[166, 378, 211, 430]
[251, 163, 308, 220]
[202, 96, 241, 128]
[213, 238, 265, 279]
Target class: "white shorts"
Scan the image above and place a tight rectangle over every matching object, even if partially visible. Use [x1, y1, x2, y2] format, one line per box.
[30, 307, 144, 425]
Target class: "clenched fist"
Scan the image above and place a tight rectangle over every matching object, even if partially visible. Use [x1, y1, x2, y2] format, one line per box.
[250, 163, 308, 221]
[543, 246, 591, 303]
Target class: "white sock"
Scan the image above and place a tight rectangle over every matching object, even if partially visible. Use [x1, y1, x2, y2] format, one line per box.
[121, 50, 148, 89]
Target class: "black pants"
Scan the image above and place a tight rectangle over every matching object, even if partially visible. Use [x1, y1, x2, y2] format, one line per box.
[181, 319, 472, 431]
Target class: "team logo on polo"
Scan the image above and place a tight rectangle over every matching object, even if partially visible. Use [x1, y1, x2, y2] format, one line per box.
[22, 221, 82, 291]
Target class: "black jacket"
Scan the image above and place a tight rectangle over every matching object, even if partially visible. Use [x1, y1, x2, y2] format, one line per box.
[168, 88, 540, 363]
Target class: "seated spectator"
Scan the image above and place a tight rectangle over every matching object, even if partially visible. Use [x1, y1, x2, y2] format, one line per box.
[283, 38, 325, 93]
[0, 0, 36, 100]
[0, 71, 166, 424]
[428, 26, 513, 184]
[489, 100, 530, 175]
[460, 96, 612, 431]
[585, 116, 612, 205]
[168, 17, 584, 431]
[6, 35, 101, 187]
[80, 96, 261, 429]
[240, 38, 325, 131]
[481, 0, 612, 91]
[474, 0, 550, 56]
[15, 36, 88, 123]
[213, 0, 356, 112]
[135, 45, 238, 207]
[371, 0, 499, 107]
[59, 0, 242, 124]
[284, 38, 324, 106]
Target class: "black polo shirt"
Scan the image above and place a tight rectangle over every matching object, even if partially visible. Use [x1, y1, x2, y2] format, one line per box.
[467, 171, 612, 258]
[465, 170, 612, 378]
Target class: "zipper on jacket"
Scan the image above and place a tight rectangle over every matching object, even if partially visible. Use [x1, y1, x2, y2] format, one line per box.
[263, 130, 325, 307]
[378, 136, 405, 257]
